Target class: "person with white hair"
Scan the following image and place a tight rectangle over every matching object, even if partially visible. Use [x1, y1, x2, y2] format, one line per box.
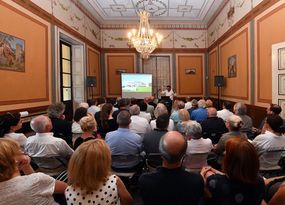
[184, 121, 213, 154]
[150, 103, 174, 131]
[129, 104, 151, 137]
[25, 115, 74, 176]
[233, 102, 253, 137]
[190, 99, 208, 122]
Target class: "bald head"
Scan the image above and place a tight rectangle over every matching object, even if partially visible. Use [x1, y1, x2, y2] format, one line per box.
[207, 107, 217, 117]
[30, 115, 52, 133]
[159, 131, 187, 164]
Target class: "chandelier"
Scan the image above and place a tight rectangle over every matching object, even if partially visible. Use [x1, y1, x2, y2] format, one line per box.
[127, 11, 163, 59]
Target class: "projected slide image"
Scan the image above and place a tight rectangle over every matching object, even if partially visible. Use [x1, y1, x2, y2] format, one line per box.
[122, 75, 152, 93]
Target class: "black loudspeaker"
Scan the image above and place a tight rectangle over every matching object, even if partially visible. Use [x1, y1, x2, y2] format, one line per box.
[214, 75, 224, 87]
[86, 76, 96, 87]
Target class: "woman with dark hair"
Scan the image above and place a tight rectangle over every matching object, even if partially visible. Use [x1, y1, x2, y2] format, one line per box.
[252, 115, 285, 171]
[72, 107, 88, 144]
[0, 112, 26, 149]
[201, 137, 265, 205]
[96, 103, 118, 138]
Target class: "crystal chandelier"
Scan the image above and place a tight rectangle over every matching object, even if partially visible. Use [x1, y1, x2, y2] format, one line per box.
[127, 11, 163, 59]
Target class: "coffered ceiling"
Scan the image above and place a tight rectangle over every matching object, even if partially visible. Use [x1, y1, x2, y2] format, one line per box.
[79, 0, 226, 27]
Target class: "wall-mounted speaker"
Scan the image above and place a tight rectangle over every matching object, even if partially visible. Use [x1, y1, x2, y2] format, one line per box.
[214, 75, 224, 87]
[86, 76, 96, 87]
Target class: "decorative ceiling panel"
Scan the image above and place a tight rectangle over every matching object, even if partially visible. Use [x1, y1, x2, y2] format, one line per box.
[80, 0, 225, 26]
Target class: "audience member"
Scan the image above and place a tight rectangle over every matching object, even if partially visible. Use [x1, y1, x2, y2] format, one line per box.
[268, 183, 285, 205]
[258, 103, 283, 132]
[215, 114, 247, 155]
[129, 105, 151, 137]
[150, 103, 174, 131]
[66, 139, 133, 205]
[139, 131, 204, 205]
[191, 99, 208, 122]
[176, 109, 191, 134]
[105, 111, 142, 169]
[201, 107, 228, 144]
[25, 115, 74, 176]
[201, 137, 265, 205]
[73, 114, 97, 150]
[0, 138, 67, 205]
[143, 113, 169, 154]
[217, 101, 233, 121]
[184, 121, 213, 154]
[47, 102, 72, 146]
[112, 98, 129, 122]
[79, 102, 89, 109]
[87, 97, 106, 115]
[184, 96, 192, 110]
[170, 100, 185, 124]
[252, 115, 285, 171]
[187, 99, 198, 116]
[0, 112, 26, 149]
[233, 102, 253, 137]
[71, 107, 87, 143]
[138, 100, 152, 122]
[96, 103, 118, 138]
[205, 99, 213, 108]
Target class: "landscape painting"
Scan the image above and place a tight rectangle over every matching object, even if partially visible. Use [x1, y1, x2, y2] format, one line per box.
[0, 31, 25, 72]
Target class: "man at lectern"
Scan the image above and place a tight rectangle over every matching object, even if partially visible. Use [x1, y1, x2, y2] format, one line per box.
[160, 85, 175, 101]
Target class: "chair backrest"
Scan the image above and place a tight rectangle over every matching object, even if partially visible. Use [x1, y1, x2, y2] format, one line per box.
[111, 154, 142, 170]
[183, 152, 209, 172]
[259, 148, 285, 171]
[145, 153, 162, 172]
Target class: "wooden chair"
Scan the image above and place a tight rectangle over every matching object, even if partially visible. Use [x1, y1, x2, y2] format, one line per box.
[182, 152, 209, 172]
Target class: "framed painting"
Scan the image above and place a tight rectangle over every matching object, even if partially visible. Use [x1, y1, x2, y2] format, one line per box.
[185, 68, 196, 75]
[0, 31, 25, 72]
[228, 55, 237, 78]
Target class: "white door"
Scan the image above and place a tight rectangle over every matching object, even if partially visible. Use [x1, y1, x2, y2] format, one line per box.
[272, 42, 285, 118]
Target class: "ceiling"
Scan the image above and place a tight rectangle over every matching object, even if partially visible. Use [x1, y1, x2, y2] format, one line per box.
[80, 0, 226, 27]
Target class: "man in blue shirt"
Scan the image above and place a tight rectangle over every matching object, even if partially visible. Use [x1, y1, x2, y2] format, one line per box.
[191, 99, 208, 123]
[106, 110, 142, 169]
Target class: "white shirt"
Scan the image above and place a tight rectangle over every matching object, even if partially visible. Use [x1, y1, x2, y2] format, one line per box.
[87, 105, 100, 115]
[184, 102, 192, 110]
[161, 89, 175, 100]
[150, 119, 175, 131]
[0, 173, 58, 205]
[25, 133, 74, 170]
[217, 109, 233, 121]
[71, 122, 82, 134]
[130, 115, 151, 136]
[4, 132, 27, 149]
[186, 138, 213, 154]
[65, 174, 119, 205]
[252, 131, 285, 170]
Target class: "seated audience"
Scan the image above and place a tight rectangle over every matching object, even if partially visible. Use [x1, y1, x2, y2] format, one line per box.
[47, 102, 72, 146]
[112, 98, 129, 122]
[73, 114, 97, 150]
[79, 102, 89, 109]
[129, 105, 151, 137]
[139, 131, 204, 205]
[184, 96, 192, 110]
[201, 137, 265, 205]
[0, 138, 67, 205]
[233, 102, 253, 137]
[201, 107, 228, 144]
[71, 107, 87, 143]
[215, 114, 247, 155]
[65, 139, 133, 205]
[176, 109, 191, 134]
[138, 100, 152, 122]
[96, 103, 118, 138]
[184, 121, 213, 154]
[105, 111, 142, 169]
[205, 99, 213, 108]
[143, 113, 169, 167]
[0, 112, 27, 149]
[150, 103, 174, 131]
[170, 100, 185, 124]
[187, 99, 198, 116]
[191, 99, 208, 122]
[217, 101, 233, 121]
[25, 115, 74, 176]
[252, 115, 285, 171]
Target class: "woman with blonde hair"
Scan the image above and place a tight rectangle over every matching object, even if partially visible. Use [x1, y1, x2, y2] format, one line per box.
[66, 139, 133, 205]
[176, 109, 191, 134]
[0, 138, 67, 205]
[73, 114, 97, 150]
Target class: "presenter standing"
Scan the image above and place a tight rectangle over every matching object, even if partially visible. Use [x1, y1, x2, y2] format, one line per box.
[160, 85, 175, 101]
